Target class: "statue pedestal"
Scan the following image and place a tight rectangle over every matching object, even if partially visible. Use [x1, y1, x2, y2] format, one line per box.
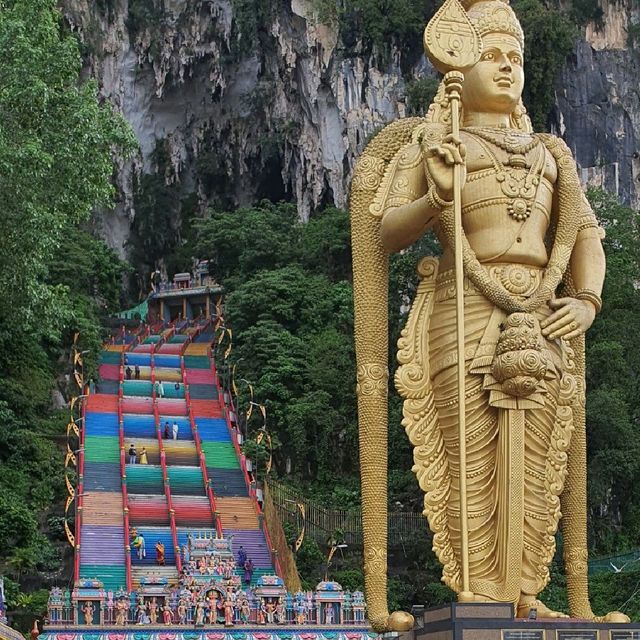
[411, 603, 640, 640]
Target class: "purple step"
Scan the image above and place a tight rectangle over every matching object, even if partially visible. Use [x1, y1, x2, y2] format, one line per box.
[223, 529, 273, 568]
[81, 525, 125, 565]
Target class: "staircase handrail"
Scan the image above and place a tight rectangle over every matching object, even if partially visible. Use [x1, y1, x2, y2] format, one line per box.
[74, 385, 88, 583]
[182, 359, 223, 537]
[207, 348, 283, 577]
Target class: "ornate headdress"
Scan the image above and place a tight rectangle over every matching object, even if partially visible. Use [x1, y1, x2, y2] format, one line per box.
[466, 0, 524, 48]
[424, 0, 524, 74]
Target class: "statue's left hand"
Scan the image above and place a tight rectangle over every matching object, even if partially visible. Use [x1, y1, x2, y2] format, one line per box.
[541, 297, 596, 341]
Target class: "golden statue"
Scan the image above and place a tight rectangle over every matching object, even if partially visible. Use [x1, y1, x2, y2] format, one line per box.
[350, 0, 629, 631]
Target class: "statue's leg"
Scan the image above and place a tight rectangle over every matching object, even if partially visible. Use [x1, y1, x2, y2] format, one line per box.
[517, 375, 569, 618]
[430, 296, 512, 601]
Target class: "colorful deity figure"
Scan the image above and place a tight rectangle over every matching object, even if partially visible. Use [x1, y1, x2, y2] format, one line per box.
[275, 598, 286, 625]
[224, 596, 235, 627]
[115, 598, 129, 626]
[148, 597, 159, 624]
[81, 601, 94, 625]
[136, 600, 146, 624]
[177, 598, 188, 625]
[294, 600, 307, 625]
[194, 600, 206, 626]
[240, 597, 251, 624]
[325, 604, 335, 625]
[162, 602, 173, 625]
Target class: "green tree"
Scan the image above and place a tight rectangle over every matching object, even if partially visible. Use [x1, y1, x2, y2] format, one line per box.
[0, 0, 135, 334]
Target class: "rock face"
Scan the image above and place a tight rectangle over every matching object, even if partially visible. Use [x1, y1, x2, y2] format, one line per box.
[61, 0, 639, 259]
[552, 3, 640, 210]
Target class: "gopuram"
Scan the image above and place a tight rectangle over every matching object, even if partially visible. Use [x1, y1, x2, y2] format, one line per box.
[351, 0, 637, 636]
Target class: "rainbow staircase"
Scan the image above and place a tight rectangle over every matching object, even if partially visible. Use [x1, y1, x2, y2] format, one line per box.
[76, 322, 277, 594]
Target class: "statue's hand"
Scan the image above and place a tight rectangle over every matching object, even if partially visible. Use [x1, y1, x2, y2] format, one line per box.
[541, 297, 596, 341]
[423, 133, 467, 200]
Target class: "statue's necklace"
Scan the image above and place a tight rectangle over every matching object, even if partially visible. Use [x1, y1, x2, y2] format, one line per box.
[463, 128, 546, 222]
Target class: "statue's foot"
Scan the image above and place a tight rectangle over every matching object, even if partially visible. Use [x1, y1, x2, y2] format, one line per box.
[517, 597, 569, 619]
[594, 612, 630, 623]
[370, 611, 414, 632]
[458, 592, 499, 603]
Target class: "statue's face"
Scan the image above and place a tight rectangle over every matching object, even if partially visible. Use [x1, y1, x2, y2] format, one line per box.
[462, 33, 524, 114]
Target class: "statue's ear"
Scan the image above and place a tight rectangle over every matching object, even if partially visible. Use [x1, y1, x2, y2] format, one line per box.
[511, 100, 533, 132]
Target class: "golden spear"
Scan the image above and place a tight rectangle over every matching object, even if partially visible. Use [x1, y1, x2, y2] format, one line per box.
[424, 0, 482, 598]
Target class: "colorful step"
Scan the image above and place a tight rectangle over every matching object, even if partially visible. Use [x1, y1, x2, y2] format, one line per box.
[207, 468, 248, 497]
[163, 440, 199, 466]
[86, 394, 118, 413]
[82, 492, 124, 526]
[84, 461, 122, 493]
[196, 418, 230, 442]
[216, 497, 259, 529]
[189, 383, 218, 399]
[172, 496, 214, 527]
[201, 442, 240, 469]
[80, 525, 125, 565]
[126, 464, 164, 495]
[84, 436, 121, 464]
[128, 495, 170, 526]
[130, 526, 176, 566]
[168, 466, 205, 496]
[85, 412, 119, 437]
[80, 564, 126, 592]
[223, 529, 273, 568]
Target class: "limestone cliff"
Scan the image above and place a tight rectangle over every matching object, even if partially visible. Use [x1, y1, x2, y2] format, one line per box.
[61, 0, 639, 259]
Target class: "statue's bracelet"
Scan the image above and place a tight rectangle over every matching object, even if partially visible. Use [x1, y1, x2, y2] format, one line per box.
[575, 289, 603, 314]
[427, 185, 454, 210]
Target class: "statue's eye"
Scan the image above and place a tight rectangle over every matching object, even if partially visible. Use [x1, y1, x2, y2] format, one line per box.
[511, 54, 522, 64]
[482, 52, 495, 61]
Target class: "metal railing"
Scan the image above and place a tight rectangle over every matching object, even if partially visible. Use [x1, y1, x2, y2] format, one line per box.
[267, 480, 428, 547]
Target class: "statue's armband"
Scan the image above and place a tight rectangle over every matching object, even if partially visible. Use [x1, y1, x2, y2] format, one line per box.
[370, 141, 429, 219]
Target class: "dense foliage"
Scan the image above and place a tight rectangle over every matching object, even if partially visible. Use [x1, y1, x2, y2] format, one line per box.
[0, 0, 134, 630]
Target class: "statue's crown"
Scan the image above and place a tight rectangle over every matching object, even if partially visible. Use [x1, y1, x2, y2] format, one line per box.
[465, 0, 524, 48]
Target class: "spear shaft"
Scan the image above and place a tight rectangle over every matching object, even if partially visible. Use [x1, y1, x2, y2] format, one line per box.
[443, 71, 472, 598]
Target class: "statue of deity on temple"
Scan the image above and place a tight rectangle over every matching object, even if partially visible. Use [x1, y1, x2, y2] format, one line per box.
[350, 0, 629, 632]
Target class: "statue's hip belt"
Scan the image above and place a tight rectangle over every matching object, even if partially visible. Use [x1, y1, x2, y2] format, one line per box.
[434, 263, 545, 303]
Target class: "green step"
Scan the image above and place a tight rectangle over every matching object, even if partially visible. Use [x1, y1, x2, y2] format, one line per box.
[84, 436, 121, 463]
[168, 466, 205, 494]
[80, 564, 126, 592]
[201, 442, 240, 470]
[184, 355, 210, 369]
[100, 351, 121, 364]
[234, 567, 273, 586]
[122, 380, 153, 396]
[169, 335, 189, 343]
[126, 464, 164, 494]
[144, 335, 162, 344]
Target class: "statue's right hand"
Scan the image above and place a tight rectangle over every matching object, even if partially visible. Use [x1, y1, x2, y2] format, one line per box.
[423, 133, 466, 201]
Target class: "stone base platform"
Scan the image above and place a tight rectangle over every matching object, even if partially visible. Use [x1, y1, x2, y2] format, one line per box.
[406, 603, 640, 640]
[38, 625, 373, 640]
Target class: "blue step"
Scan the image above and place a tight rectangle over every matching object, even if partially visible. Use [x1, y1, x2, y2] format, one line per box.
[196, 418, 231, 442]
[123, 353, 152, 366]
[123, 413, 157, 439]
[85, 412, 119, 437]
[159, 416, 192, 440]
[130, 526, 176, 566]
[154, 355, 180, 368]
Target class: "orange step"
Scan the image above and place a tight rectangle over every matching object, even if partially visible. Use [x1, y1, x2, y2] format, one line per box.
[215, 497, 259, 529]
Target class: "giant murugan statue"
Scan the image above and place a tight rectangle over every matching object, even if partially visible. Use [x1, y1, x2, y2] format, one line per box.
[350, 0, 628, 632]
